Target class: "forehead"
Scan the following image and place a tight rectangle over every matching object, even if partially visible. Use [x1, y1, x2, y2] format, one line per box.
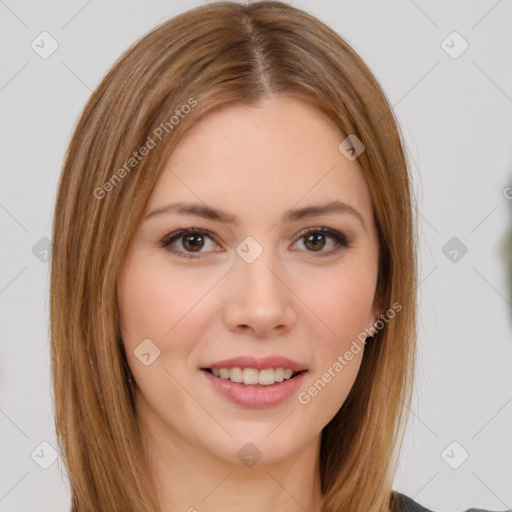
[146, 96, 374, 226]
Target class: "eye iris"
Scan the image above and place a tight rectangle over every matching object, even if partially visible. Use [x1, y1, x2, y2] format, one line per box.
[182, 233, 204, 252]
[305, 233, 326, 251]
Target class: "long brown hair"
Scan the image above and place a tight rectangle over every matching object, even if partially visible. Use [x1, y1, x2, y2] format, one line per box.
[50, 2, 418, 510]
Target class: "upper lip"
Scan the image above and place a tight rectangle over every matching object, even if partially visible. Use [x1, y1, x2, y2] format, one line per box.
[201, 355, 308, 372]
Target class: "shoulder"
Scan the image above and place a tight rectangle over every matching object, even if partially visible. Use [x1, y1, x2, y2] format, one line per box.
[391, 491, 434, 512]
[390, 491, 511, 512]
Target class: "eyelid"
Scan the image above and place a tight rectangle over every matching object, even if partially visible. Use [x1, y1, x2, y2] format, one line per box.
[295, 226, 351, 245]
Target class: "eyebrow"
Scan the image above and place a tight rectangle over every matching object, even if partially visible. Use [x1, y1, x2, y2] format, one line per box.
[144, 200, 366, 230]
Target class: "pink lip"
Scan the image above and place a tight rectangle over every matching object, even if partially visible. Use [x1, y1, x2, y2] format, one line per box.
[201, 355, 308, 372]
[201, 369, 308, 408]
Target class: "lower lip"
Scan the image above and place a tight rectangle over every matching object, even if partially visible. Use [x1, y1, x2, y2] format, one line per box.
[201, 369, 307, 408]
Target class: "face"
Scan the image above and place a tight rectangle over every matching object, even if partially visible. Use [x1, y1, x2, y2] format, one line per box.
[117, 95, 382, 466]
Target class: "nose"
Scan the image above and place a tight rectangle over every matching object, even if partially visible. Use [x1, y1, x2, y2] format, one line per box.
[222, 246, 297, 338]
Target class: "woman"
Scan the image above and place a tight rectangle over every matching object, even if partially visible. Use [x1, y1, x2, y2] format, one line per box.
[49, 2, 506, 511]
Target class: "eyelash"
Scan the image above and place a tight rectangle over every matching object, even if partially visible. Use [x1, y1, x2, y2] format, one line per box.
[159, 226, 352, 259]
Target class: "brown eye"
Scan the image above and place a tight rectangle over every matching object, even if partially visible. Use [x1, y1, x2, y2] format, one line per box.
[294, 227, 351, 256]
[303, 232, 327, 251]
[181, 233, 205, 252]
[161, 228, 217, 259]
[161, 226, 351, 260]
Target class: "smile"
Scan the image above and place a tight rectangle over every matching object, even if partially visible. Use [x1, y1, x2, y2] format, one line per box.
[206, 367, 302, 386]
[201, 368, 308, 408]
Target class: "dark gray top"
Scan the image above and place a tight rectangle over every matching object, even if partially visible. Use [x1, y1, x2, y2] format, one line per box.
[391, 491, 511, 512]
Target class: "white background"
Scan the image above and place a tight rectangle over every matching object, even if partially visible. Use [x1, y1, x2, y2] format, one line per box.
[1, 1, 511, 511]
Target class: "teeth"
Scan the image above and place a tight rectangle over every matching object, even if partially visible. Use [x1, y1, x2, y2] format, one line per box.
[242, 368, 259, 385]
[230, 367, 243, 383]
[210, 367, 299, 386]
[258, 368, 276, 385]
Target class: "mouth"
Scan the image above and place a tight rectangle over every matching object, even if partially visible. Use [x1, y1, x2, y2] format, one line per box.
[201, 367, 307, 387]
[200, 365, 308, 408]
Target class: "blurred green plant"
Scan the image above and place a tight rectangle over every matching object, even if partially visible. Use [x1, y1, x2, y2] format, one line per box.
[504, 224, 512, 315]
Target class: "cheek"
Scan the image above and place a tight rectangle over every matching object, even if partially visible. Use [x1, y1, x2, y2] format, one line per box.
[297, 274, 372, 422]
[295, 261, 375, 411]
[300, 261, 377, 346]
[118, 256, 198, 340]
[117, 256, 222, 370]
[117, 262, 171, 343]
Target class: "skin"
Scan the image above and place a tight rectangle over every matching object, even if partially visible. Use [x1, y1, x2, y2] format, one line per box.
[117, 95, 385, 512]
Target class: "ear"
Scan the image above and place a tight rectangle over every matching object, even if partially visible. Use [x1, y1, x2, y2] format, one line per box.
[368, 294, 385, 333]
[373, 290, 385, 316]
